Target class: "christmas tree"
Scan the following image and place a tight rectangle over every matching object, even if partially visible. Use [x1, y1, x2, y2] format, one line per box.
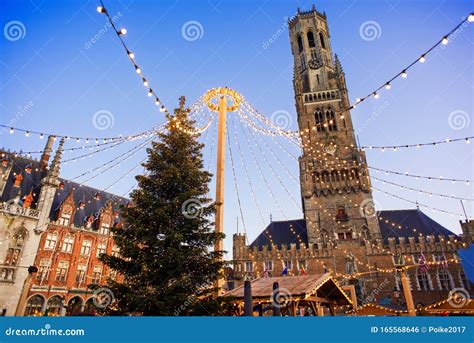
[99, 97, 226, 315]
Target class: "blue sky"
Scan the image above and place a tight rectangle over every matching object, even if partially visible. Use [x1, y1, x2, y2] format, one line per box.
[1, 0, 473, 255]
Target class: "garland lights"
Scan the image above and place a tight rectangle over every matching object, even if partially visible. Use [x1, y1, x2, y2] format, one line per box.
[346, 14, 474, 111]
[372, 176, 474, 201]
[97, 1, 169, 115]
[369, 166, 472, 184]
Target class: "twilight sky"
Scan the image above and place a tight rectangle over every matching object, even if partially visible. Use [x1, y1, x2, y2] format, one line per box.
[1, 0, 473, 255]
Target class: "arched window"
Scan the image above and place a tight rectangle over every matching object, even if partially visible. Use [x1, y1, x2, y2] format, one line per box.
[67, 296, 84, 316]
[297, 35, 303, 53]
[320, 229, 330, 248]
[326, 109, 337, 131]
[321, 171, 330, 184]
[24, 295, 44, 316]
[307, 31, 315, 48]
[315, 109, 324, 132]
[360, 226, 370, 241]
[4, 228, 27, 266]
[46, 296, 63, 316]
[319, 32, 326, 49]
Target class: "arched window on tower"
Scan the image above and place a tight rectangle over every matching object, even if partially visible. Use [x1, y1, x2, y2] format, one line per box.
[320, 229, 330, 248]
[326, 108, 337, 131]
[307, 31, 315, 48]
[315, 109, 324, 132]
[319, 32, 326, 49]
[297, 35, 303, 53]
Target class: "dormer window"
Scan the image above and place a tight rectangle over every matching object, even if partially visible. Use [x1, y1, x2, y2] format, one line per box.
[44, 232, 58, 250]
[99, 222, 110, 235]
[59, 213, 71, 226]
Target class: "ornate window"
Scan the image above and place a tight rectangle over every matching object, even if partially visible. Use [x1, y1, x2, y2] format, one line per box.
[61, 235, 74, 253]
[325, 108, 337, 131]
[335, 206, 348, 221]
[307, 31, 315, 48]
[284, 259, 293, 270]
[319, 32, 326, 49]
[44, 232, 58, 250]
[244, 261, 253, 272]
[96, 242, 107, 257]
[416, 272, 433, 291]
[56, 261, 69, 282]
[297, 35, 303, 53]
[24, 295, 44, 316]
[4, 228, 27, 266]
[99, 222, 110, 235]
[437, 270, 453, 290]
[320, 229, 330, 248]
[80, 240, 92, 256]
[111, 245, 120, 257]
[91, 265, 103, 284]
[75, 264, 87, 284]
[46, 296, 63, 316]
[315, 109, 324, 132]
[264, 261, 273, 271]
[37, 259, 51, 283]
[58, 213, 71, 226]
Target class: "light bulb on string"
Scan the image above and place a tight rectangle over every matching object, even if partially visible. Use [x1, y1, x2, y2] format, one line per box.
[419, 55, 426, 63]
[119, 28, 127, 35]
[468, 13, 474, 22]
[142, 79, 148, 87]
[97, 6, 106, 13]
[128, 51, 135, 59]
[401, 70, 407, 78]
[135, 66, 141, 74]
[25, 131, 30, 137]
[373, 92, 379, 99]
[40, 133, 44, 139]
[147, 90, 153, 97]
[442, 36, 449, 45]
[9, 128, 14, 134]
[385, 83, 391, 90]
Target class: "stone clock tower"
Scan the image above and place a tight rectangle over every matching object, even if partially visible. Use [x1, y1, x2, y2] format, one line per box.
[288, 6, 381, 245]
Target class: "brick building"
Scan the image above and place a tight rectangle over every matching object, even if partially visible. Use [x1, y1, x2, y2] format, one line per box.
[0, 139, 126, 316]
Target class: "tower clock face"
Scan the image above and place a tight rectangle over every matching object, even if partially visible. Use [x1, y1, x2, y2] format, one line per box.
[308, 57, 323, 70]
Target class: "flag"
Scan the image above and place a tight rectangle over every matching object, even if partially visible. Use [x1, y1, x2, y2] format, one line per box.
[281, 266, 288, 276]
[418, 253, 430, 273]
[299, 265, 307, 276]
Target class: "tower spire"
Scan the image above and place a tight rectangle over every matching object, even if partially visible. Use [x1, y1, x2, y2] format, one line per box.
[49, 138, 65, 179]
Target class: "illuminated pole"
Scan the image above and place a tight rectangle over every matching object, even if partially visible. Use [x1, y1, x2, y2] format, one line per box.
[399, 267, 416, 316]
[203, 88, 242, 293]
[214, 95, 227, 290]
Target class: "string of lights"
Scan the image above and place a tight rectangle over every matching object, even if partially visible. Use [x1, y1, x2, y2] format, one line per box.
[346, 14, 474, 111]
[360, 136, 472, 151]
[372, 186, 464, 217]
[62, 139, 128, 164]
[97, 1, 169, 115]
[372, 176, 474, 201]
[103, 156, 148, 191]
[0, 124, 154, 143]
[369, 166, 473, 184]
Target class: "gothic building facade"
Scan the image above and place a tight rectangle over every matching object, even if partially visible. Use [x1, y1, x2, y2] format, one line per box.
[0, 138, 126, 316]
[232, 6, 473, 309]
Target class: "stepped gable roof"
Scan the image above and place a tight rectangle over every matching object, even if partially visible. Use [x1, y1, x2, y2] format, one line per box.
[249, 210, 457, 249]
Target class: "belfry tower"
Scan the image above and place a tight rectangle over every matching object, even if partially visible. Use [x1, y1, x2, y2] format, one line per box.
[288, 6, 381, 245]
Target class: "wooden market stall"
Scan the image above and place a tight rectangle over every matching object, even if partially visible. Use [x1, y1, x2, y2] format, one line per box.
[220, 273, 352, 316]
